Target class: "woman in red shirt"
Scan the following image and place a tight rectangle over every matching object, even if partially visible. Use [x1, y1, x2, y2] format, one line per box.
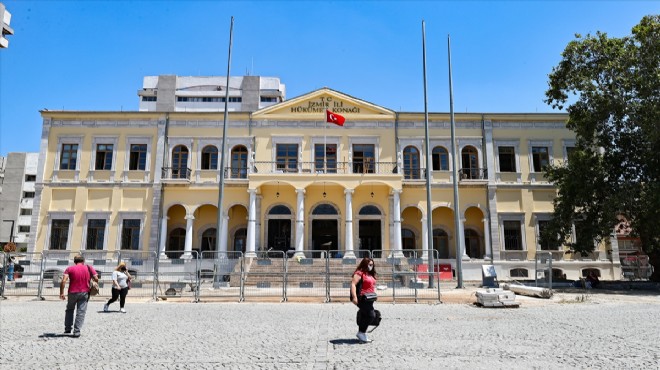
[350, 257, 377, 343]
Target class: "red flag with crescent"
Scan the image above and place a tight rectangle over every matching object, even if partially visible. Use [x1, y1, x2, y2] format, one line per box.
[326, 110, 345, 126]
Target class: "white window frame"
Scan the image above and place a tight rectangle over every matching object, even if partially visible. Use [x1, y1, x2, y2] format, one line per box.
[89, 136, 119, 182]
[348, 136, 380, 173]
[310, 136, 341, 173]
[116, 211, 146, 251]
[123, 136, 152, 182]
[498, 213, 527, 252]
[429, 139, 453, 171]
[53, 136, 83, 182]
[272, 136, 303, 173]
[528, 140, 554, 178]
[494, 139, 522, 183]
[81, 212, 111, 251]
[45, 211, 75, 250]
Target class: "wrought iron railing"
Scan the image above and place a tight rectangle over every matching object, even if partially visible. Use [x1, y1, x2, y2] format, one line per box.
[162, 167, 192, 180]
[252, 161, 398, 175]
[459, 168, 488, 180]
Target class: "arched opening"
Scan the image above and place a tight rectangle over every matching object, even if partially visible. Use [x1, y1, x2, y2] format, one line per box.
[432, 146, 449, 171]
[464, 228, 481, 258]
[402, 228, 416, 250]
[201, 145, 218, 170]
[358, 205, 382, 252]
[172, 145, 189, 179]
[461, 146, 479, 179]
[167, 228, 186, 259]
[233, 228, 247, 253]
[403, 146, 420, 179]
[267, 205, 292, 253]
[231, 145, 248, 178]
[201, 228, 216, 255]
[433, 229, 449, 258]
[311, 203, 339, 252]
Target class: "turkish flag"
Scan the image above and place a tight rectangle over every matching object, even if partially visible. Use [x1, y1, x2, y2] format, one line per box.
[326, 110, 345, 126]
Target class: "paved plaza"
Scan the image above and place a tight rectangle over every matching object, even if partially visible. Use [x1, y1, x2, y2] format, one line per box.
[1, 290, 659, 369]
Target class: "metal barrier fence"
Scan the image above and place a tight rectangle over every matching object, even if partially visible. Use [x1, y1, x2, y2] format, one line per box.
[198, 251, 243, 301]
[242, 251, 286, 302]
[327, 249, 372, 302]
[81, 250, 118, 298]
[119, 250, 158, 300]
[156, 251, 198, 301]
[285, 250, 329, 301]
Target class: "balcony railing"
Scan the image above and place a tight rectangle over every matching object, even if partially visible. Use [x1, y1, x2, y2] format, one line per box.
[223, 166, 248, 179]
[162, 167, 192, 180]
[459, 168, 488, 180]
[252, 161, 398, 175]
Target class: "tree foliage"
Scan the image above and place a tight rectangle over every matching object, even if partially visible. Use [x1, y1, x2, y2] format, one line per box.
[541, 15, 660, 256]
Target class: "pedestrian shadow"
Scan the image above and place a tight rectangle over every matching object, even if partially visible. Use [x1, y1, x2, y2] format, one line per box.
[39, 333, 72, 338]
[329, 338, 362, 345]
[97, 311, 122, 313]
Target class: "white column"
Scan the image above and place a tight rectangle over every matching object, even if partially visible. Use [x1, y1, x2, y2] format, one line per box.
[159, 217, 169, 259]
[392, 189, 403, 257]
[294, 189, 305, 256]
[219, 214, 229, 254]
[421, 216, 429, 260]
[246, 189, 257, 257]
[459, 217, 470, 260]
[183, 215, 194, 258]
[344, 189, 355, 259]
[482, 216, 492, 261]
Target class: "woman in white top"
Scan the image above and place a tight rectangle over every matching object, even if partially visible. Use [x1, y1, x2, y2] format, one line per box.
[104, 262, 131, 313]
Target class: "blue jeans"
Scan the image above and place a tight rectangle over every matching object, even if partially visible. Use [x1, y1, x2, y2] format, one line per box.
[65, 292, 89, 334]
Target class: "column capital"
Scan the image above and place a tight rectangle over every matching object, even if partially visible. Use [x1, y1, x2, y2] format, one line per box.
[185, 215, 195, 220]
[390, 188, 402, 195]
[295, 188, 306, 195]
[247, 188, 257, 195]
[162, 216, 169, 220]
[344, 188, 354, 195]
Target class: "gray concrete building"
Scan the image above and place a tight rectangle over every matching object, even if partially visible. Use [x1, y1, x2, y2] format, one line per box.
[1, 2, 13, 49]
[0, 153, 38, 251]
[138, 75, 286, 112]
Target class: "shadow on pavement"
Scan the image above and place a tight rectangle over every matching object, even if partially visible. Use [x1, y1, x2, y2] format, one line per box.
[329, 338, 362, 345]
[39, 333, 73, 338]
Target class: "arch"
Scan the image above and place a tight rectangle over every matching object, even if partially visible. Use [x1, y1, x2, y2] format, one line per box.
[200, 228, 216, 254]
[269, 204, 292, 215]
[432, 146, 449, 171]
[359, 205, 381, 215]
[172, 145, 190, 179]
[581, 268, 600, 278]
[167, 227, 186, 258]
[464, 228, 482, 259]
[402, 228, 416, 250]
[312, 203, 339, 215]
[403, 145, 421, 179]
[266, 204, 293, 253]
[230, 145, 249, 178]
[233, 227, 247, 253]
[460, 145, 479, 179]
[433, 228, 449, 258]
[201, 145, 218, 170]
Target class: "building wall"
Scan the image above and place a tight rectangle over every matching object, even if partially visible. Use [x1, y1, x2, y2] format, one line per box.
[0, 152, 38, 249]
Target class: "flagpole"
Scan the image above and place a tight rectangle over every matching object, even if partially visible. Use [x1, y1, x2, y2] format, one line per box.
[324, 110, 327, 173]
[214, 16, 234, 288]
[448, 34, 464, 288]
[422, 20, 435, 289]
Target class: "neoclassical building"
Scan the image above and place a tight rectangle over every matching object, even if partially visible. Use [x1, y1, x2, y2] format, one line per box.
[29, 87, 623, 280]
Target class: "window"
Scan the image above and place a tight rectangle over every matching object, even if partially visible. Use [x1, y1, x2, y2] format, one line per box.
[95, 144, 113, 170]
[403, 146, 420, 179]
[433, 229, 449, 258]
[498, 146, 516, 172]
[269, 205, 292, 215]
[20, 208, 32, 216]
[233, 228, 247, 253]
[50, 219, 70, 250]
[532, 146, 549, 172]
[141, 96, 157, 102]
[461, 146, 479, 179]
[201, 228, 217, 254]
[129, 144, 147, 170]
[566, 146, 576, 162]
[315, 144, 337, 173]
[121, 219, 141, 250]
[276, 144, 298, 172]
[537, 220, 554, 250]
[352, 144, 375, 174]
[312, 204, 338, 215]
[231, 145, 248, 178]
[260, 96, 278, 103]
[402, 229, 415, 250]
[503, 221, 523, 250]
[359, 205, 381, 215]
[86, 219, 106, 250]
[171, 145, 189, 179]
[59, 144, 78, 170]
[167, 228, 186, 258]
[25, 175, 36, 182]
[19, 226, 30, 233]
[510, 268, 528, 278]
[432, 146, 449, 171]
[201, 145, 218, 170]
[23, 191, 35, 198]
[227, 97, 242, 103]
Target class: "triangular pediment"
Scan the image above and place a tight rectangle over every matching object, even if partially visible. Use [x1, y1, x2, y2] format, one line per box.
[252, 88, 395, 121]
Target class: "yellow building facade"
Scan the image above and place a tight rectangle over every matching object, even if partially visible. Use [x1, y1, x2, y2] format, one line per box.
[29, 88, 621, 280]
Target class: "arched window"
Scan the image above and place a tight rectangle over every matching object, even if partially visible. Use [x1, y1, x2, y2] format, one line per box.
[233, 228, 247, 253]
[269, 205, 292, 215]
[433, 229, 449, 258]
[359, 205, 381, 215]
[201, 146, 218, 170]
[510, 268, 528, 278]
[402, 228, 416, 250]
[461, 146, 479, 179]
[403, 146, 420, 179]
[432, 146, 449, 171]
[167, 228, 186, 258]
[201, 228, 216, 254]
[231, 145, 248, 178]
[312, 204, 338, 215]
[172, 145, 189, 179]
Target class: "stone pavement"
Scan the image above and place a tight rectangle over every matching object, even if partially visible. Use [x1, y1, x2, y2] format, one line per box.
[0, 291, 658, 369]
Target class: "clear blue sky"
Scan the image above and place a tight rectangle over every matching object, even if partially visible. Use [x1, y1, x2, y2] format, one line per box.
[0, 1, 657, 156]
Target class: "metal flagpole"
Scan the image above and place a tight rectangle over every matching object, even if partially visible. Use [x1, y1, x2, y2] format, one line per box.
[214, 16, 234, 288]
[448, 34, 464, 288]
[421, 21, 435, 289]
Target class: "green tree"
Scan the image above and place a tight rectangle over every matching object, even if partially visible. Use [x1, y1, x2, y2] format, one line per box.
[541, 15, 660, 275]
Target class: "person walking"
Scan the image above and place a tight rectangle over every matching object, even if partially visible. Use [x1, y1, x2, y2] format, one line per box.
[104, 262, 131, 313]
[59, 255, 98, 337]
[350, 257, 377, 343]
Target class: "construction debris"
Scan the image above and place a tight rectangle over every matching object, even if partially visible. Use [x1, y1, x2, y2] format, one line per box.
[505, 284, 553, 299]
[475, 288, 519, 308]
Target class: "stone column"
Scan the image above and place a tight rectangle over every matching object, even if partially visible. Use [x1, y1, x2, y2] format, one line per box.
[344, 189, 355, 258]
[159, 217, 169, 259]
[219, 214, 229, 254]
[483, 216, 492, 261]
[246, 189, 257, 257]
[459, 217, 470, 260]
[183, 215, 194, 258]
[294, 189, 305, 256]
[421, 216, 429, 260]
[392, 189, 403, 257]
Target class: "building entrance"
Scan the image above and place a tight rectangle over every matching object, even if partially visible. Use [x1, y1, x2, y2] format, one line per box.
[359, 220, 381, 252]
[311, 219, 338, 252]
[267, 219, 291, 253]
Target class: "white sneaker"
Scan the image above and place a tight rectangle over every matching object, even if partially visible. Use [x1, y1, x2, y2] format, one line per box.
[356, 332, 371, 343]
[103, 304, 109, 312]
[120, 308, 126, 313]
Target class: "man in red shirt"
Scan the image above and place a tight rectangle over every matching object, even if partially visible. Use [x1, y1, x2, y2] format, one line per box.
[59, 255, 98, 337]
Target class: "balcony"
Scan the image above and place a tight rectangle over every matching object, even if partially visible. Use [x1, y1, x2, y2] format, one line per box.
[459, 168, 488, 181]
[162, 167, 192, 181]
[252, 161, 398, 175]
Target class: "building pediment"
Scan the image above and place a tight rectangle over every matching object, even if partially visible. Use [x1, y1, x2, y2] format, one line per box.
[252, 88, 395, 121]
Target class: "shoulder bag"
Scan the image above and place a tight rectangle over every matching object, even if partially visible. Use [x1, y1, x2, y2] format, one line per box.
[87, 265, 100, 296]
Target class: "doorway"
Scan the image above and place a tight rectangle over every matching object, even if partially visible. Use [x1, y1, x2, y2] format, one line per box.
[359, 220, 381, 252]
[267, 219, 291, 253]
[312, 219, 338, 252]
